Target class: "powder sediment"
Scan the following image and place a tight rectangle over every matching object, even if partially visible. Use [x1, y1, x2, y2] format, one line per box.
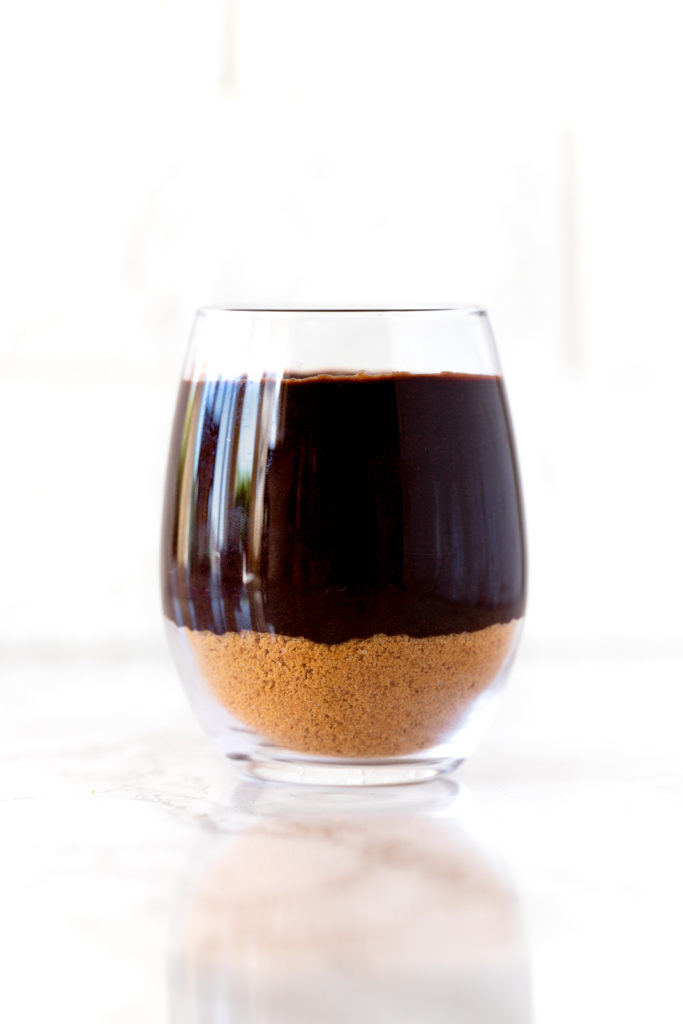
[183, 622, 519, 758]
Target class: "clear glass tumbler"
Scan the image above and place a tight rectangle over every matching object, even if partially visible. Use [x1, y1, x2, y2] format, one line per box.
[161, 307, 526, 784]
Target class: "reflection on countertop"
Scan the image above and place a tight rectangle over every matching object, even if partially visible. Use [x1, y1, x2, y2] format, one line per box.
[170, 779, 531, 1023]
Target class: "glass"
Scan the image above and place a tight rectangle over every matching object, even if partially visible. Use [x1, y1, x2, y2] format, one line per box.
[161, 307, 526, 784]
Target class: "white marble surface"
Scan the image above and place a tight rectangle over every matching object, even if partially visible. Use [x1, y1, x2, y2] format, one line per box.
[2, 646, 683, 1023]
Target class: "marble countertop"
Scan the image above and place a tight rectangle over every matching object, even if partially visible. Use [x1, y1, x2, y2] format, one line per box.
[3, 646, 682, 1023]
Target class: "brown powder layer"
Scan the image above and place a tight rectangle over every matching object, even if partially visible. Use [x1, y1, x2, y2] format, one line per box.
[183, 622, 519, 758]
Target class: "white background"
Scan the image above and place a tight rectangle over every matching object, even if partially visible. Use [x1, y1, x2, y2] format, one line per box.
[2, 6, 683, 1023]
[2, 0, 682, 658]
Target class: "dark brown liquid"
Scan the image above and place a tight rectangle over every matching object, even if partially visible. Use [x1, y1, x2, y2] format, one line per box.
[161, 372, 526, 643]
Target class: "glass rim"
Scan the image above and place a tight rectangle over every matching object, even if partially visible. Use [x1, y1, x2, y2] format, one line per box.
[197, 304, 487, 317]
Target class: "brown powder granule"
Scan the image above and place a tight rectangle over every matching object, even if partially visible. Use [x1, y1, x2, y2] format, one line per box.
[182, 622, 519, 758]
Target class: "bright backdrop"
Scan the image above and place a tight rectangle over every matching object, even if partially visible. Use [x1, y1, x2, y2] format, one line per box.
[1, 0, 681, 657]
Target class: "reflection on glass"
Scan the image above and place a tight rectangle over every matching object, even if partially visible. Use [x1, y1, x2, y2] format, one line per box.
[170, 781, 531, 1023]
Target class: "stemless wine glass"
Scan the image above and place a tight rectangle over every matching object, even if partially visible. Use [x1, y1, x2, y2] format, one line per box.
[161, 307, 526, 785]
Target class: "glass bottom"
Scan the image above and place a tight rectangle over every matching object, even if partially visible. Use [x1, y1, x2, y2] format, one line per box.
[229, 751, 462, 787]
[165, 619, 519, 786]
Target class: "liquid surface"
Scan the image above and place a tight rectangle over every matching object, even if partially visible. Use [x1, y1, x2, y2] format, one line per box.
[161, 372, 526, 643]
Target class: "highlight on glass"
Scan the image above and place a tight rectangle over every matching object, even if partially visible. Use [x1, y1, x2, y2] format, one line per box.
[161, 308, 526, 784]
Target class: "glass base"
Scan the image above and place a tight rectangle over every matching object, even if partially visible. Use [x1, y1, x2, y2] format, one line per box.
[165, 619, 518, 786]
[229, 752, 462, 787]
